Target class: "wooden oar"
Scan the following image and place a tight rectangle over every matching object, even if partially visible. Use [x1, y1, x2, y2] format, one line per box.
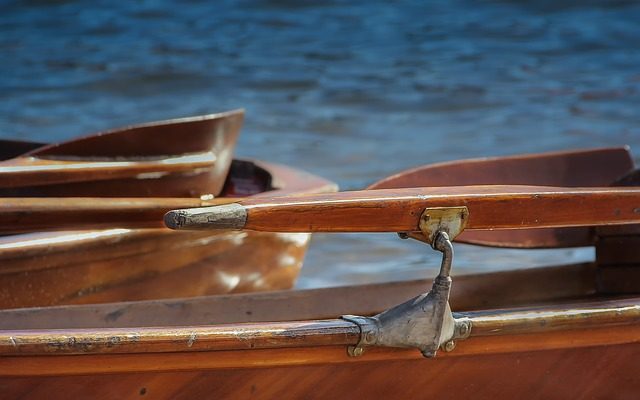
[0, 197, 240, 232]
[368, 147, 636, 248]
[164, 185, 640, 233]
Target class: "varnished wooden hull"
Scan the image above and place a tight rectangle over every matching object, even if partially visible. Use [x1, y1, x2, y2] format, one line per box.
[0, 262, 638, 399]
[1, 346, 636, 400]
[1, 146, 638, 398]
[0, 160, 336, 309]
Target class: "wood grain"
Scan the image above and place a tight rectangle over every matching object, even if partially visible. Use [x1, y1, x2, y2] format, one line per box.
[0, 197, 239, 232]
[0, 160, 336, 309]
[0, 297, 638, 368]
[370, 147, 636, 248]
[192, 185, 640, 232]
[0, 110, 243, 197]
[0, 262, 597, 329]
[1, 343, 637, 399]
[1, 294, 638, 357]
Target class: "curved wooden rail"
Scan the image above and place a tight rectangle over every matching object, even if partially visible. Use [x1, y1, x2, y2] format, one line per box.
[0, 152, 217, 188]
[165, 185, 640, 233]
[0, 110, 243, 197]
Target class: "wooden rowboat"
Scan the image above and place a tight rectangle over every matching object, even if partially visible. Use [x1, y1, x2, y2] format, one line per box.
[0, 147, 638, 399]
[0, 112, 337, 309]
[0, 110, 244, 198]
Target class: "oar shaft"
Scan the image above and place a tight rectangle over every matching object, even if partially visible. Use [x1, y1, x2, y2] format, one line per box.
[165, 185, 640, 232]
[0, 197, 239, 232]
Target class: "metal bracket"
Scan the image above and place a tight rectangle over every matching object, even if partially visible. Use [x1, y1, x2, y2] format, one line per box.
[341, 207, 471, 358]
[419, 206, 468, 244]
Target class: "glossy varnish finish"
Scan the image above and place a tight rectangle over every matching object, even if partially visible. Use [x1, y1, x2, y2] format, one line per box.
[0, 197, 240, 232]
[370, 147, 636, 248]
[2, 346, 635, 400]
[190, 185, 640, 233]
[0, 160, 336, 309]
[0, 292, 638, 399]
[0, 110, 244, 197]
[0, 260, 637, 398]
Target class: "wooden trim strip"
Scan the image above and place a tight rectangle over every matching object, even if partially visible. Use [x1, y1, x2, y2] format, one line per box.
[1, 298, 638, 357]
[0, 320, 358, 356]
[1, 324, 639, 377]
[463, 298, 640, 336]
[0, 152, 217, 188]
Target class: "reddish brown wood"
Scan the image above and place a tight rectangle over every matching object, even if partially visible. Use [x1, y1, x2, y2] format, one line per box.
[0, 197, 240, 232]
[0, 296, 637, 357]
[0, 263, 636, 398]
[0, 160, 336, 309]
[1, 345, 636, 400]
[0, 110, 243, 197]
[596, 236, 640, 265]
[0, 262, 596, 329]
[203, 185, 640, 233]
[370, 147, 636, 248]
[0, 152, 217, 188]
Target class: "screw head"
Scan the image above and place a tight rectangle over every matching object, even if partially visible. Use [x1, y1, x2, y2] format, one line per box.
[364, 331, 375, 344]
[422, 350, 436, 358]
[443, 340, 456, 352]
[459, 323, 469, 336]
[348, 346, 364, 357]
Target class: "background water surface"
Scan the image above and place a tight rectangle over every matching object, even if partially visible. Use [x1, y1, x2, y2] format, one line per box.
[2, 0, 640, 287]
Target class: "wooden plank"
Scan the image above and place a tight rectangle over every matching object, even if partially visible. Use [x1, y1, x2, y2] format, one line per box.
[0, 310, 639, 375]
[0, 110, 243, 197]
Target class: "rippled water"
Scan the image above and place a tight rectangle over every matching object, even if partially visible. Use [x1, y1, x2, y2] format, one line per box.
[2, 0, 639, 288]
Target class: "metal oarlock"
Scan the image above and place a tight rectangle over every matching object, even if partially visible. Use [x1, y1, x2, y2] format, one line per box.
[341, 207, 471, 358]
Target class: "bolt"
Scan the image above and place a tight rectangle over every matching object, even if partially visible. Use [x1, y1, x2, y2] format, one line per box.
[443, 341, 456, 352]
[348, 346, 364, 357]
[459, 322, 469, 336]
[422, 350, 436, 358]
[364, 331, 375, 344]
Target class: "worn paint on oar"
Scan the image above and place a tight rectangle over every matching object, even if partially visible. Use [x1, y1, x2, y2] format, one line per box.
[165, 185, 640, 233]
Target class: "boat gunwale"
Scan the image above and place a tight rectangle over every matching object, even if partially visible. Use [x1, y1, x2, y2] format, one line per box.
[0, 296, 638, 357]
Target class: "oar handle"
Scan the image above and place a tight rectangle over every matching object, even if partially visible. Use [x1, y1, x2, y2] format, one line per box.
[164, 185, 640, 233]
[0, 197, 240, 233]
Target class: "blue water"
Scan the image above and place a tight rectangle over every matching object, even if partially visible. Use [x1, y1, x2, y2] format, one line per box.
[2, 0, 639, 288]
